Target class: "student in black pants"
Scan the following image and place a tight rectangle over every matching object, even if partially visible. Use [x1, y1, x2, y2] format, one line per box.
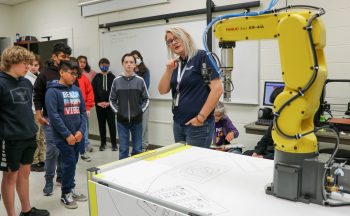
[91, 58, 117, 151]
[243, 124, 274, 159]
[1, 46, 50, 216]
[243, 86, 284, 160]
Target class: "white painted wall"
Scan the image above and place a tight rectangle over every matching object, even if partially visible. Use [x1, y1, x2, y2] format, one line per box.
[0, 4, 13, 36]
[0, 4, 14, 37]
[8, 0, 350, 149]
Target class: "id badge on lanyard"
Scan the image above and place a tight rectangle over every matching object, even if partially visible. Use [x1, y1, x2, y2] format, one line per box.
[173, 61, 186, 109]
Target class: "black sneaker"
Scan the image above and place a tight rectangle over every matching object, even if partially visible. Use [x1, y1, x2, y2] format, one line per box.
[112, 146, 118, 151]
[19, 207, 50, 216]
[31, 164, 39, 172]
[61, 193, 78, 209]
[31, 164, 44, 172]
[43, 182, 53, 196]
[99, 145, 106, 151]
[35, 166, 44, 172]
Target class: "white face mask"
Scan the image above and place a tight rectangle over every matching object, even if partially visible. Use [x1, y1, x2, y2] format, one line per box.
[136, 58, 142, 66]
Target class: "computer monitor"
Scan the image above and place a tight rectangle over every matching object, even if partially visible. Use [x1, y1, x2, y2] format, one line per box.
[263, 81, 285, 106]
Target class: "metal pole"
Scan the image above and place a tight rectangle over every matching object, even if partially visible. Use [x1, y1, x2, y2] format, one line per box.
[206, 0, 214, 52]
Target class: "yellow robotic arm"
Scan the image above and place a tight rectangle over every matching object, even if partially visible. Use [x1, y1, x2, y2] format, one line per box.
[214, 10, 327, 154]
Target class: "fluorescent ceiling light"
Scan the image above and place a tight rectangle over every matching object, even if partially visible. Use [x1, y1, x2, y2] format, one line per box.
[80, 0, 169, 17]
[78, 0, 111, 7]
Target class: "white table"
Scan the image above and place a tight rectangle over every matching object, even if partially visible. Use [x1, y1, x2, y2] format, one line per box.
[87, 144, 348, 216]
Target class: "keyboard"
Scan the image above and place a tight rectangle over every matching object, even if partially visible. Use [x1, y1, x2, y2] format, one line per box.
[255, 118, 273, 126]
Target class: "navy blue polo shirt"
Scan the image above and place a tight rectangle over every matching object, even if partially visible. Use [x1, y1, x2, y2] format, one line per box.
[170, 49, 220, 125]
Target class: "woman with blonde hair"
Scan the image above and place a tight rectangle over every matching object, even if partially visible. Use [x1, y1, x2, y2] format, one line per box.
[158, 27, 223, 148]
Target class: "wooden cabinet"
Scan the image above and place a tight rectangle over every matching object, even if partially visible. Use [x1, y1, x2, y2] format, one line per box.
[14, 39, 67, 64]
[14, 41, 39, 54]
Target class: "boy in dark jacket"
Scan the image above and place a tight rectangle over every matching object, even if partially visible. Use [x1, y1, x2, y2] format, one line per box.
[91, 58, 117, 151]
[33, 42, 72, 195]
[0, 46, 49, 216]
[45, 60, 87, 209]
[110, 53, 149, 160]
[244, 125, 274, 159]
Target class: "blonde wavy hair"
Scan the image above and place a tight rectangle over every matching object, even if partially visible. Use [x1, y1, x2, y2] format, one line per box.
[0, 46, 34, 71]
[165, 27, 198, 60]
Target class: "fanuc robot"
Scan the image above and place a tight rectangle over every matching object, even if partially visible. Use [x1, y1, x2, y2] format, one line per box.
[206, 2, 350, 206]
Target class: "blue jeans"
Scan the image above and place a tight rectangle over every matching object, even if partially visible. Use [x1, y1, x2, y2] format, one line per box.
[142, 108, 149, 150]
[43, 123, 62, 183]
[56, 141, 80, 194]
[79, 121, 89, 155]
[117, 122, 142, 160]
[173, 117, 214, 148]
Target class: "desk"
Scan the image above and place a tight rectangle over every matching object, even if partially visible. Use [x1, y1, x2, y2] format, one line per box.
[87, 144, 348, 216]
[244, 121, 350, 145]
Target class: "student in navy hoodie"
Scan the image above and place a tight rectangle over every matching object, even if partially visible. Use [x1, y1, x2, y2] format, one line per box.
[0, 46, 49, 216]
[34, 42, 72, 195]
[45, 60, 87, 209]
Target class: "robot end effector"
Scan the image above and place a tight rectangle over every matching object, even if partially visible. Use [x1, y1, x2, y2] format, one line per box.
[219, 42, 235, 102]
[200, 42, 235, 102]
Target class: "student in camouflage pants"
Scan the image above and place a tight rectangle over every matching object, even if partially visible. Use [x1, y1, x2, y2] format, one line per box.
[31, 120, 46, 171]
[25, 55, 46, 172]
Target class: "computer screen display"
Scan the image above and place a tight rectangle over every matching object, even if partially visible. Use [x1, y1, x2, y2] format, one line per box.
[263, 81, 285, 106]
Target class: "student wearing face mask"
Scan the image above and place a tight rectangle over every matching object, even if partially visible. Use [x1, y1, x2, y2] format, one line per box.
[91, 58, 117, 151]
[130, 50, 150, 152]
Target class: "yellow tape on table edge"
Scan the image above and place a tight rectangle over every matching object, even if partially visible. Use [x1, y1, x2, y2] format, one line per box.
[143, 145, 192, 161]
[88, 172, 98, 216]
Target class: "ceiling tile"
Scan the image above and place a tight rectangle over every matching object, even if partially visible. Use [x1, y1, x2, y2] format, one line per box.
[0, 0, 32, 6]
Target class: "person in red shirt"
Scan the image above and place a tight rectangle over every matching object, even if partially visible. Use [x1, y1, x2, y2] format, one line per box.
[73, 57, 95, 162]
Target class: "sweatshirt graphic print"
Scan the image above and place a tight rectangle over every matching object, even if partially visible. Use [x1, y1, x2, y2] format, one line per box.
[45, 81, 86, 140]
[63, 91, 81, 115]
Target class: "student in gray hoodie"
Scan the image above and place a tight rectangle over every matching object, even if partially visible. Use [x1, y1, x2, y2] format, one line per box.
[110, 53, 149, 160]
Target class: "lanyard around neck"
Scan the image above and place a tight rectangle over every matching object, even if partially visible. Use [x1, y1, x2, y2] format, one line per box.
[176, 61, 188, 91]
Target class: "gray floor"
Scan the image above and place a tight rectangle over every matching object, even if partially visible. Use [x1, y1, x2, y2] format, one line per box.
[0, 140, 119, 216]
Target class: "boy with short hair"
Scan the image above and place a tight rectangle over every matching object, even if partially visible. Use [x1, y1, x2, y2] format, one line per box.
[92, 58, 117, 151]
[0, 46, 49, 216]
[45, 60, 87, 209]
[110, 53, 149, 160]
[34, 42, 71, 195]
